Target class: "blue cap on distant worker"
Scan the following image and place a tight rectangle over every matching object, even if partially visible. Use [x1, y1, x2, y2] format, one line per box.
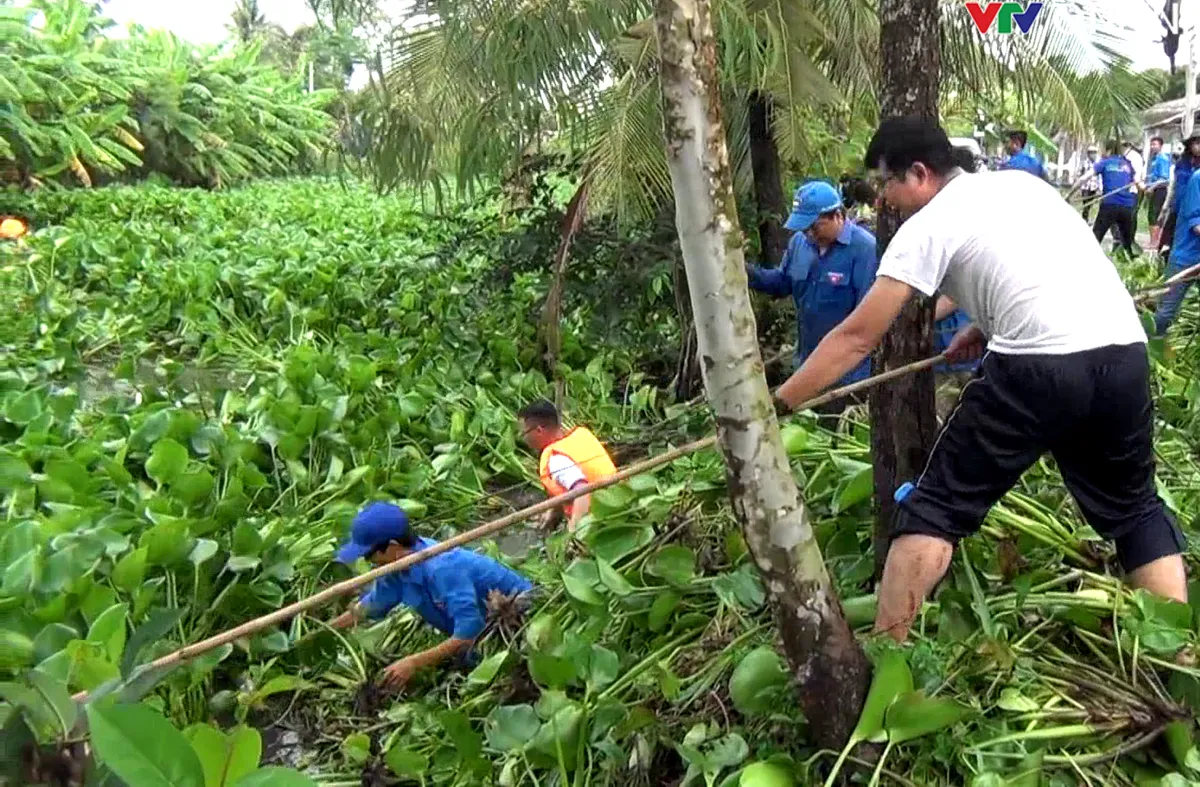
[784, 181, 843, 232]
[336, 502, 410, 563]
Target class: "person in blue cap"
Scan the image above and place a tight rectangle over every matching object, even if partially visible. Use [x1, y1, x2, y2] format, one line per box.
[746, 180, 878, 421]
[329, 502, 534, 690]
[998, 130, 1047, 180]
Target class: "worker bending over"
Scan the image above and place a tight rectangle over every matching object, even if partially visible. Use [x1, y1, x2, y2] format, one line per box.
[330, 502, 533, 689]
[518, 400, 617, 533]
[774, 117, 1187, 643]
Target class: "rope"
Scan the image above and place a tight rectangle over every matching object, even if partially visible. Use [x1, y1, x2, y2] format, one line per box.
[71, 351, 947, 703]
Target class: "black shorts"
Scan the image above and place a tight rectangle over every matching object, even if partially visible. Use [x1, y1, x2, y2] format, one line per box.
[1148, 189, 1168, 225]
[1161, 209, 1178, 252]
[892, 344, 1184, 571]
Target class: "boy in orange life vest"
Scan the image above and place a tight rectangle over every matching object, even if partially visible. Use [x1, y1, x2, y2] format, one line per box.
[517, 400, 617, 533]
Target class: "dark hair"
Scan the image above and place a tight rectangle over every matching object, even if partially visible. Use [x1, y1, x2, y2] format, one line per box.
[1007, 130, 1028, 148]
[371, 530, 418, 554]
[1152, 136, 1164, 145]
[864, 116, 956, 176]
[951, 146, 977, 173]
[840, 177, 876, 209]
[517, 399, 560, 427]
[1106, 139, 1120, 154]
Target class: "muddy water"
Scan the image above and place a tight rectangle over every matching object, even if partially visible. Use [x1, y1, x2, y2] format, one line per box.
[484, 486, 546, 559]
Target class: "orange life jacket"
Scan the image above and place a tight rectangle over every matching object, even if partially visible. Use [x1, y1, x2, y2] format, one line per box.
[0, 217, 28, 240]
[537, 427, 617, 512]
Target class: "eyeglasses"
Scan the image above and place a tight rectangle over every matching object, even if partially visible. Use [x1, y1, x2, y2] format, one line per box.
[867, 168, 911, 192]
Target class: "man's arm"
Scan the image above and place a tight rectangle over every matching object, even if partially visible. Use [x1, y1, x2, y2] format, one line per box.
[330, 603, 365, 630]
[934, 295, 957, 321]
[745, 241, 795, 298]
[746, 264, 791, 297]
[380, 637, 474, 689]
[1163, 175, 1177, 223]
[774, 276, 915, 409]
[567, 485, 591, 532]
[380, 576, 485, 689]
[1065, 167, 1096, 200]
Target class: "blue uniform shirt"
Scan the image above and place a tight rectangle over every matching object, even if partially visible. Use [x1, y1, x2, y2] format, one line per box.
[1093, 156, 1137, 207]
[1171, 170, 1200, 265]
[1173, 159, 1195, 211]
[1148, 152, 1172, 186]
[1001, 150, 1046, 179]
[359, 537, 533, 640]
[748, 222, 878, 384]
[933, 308, 979, 373]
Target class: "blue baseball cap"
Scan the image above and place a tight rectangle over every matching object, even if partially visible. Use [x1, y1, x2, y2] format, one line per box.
[784, 181, 843, 232]
[336, 502, 411, 563]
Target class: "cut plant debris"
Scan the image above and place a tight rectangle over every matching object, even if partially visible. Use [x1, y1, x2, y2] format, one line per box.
[1, 179, 1199, 787]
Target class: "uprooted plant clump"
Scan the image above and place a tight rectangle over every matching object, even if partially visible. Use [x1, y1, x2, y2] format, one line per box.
[1, 180, 1199, 787]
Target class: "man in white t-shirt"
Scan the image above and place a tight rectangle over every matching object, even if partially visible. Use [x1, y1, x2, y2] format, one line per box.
[772, 117, 1187, 643]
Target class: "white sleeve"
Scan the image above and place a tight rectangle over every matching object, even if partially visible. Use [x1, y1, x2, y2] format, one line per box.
[875, 213, 956, 297]
[546, 452, 587, 490]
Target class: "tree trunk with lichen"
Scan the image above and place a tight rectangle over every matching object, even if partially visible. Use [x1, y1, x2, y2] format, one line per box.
[870, 0, 942, 582]
[653, 0, 871, 750]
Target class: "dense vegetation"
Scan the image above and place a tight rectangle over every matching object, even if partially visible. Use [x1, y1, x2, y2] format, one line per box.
[2, 0, 333, 189]
[4, 1, 1200, 786]
[1, 178, 1199, 787]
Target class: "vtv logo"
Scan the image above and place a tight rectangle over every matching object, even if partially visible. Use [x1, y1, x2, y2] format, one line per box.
[966, 2, 1044, 35]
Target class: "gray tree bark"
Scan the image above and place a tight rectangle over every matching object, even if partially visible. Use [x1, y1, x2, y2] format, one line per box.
[653, 0, 871, 750]
[870, 0, 941, 581]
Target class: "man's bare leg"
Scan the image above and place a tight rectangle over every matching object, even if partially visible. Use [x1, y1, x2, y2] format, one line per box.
[873, 534, 955, 643]
[1128, 554, 1188, 603]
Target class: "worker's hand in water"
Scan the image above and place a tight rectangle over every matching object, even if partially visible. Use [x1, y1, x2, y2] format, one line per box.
[380, 657, 418, 690]
[944, 324, 986, 363]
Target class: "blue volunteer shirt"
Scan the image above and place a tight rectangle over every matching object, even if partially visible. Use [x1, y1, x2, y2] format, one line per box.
[934, 308, 979, 373]
[747, 222, 878, 384]
[359, 537, 533, 640]
[1148, 152, 1172, 187]
[1093, 156, 1137, 207]
[1171, 169, 1200, 265]
[1001, 150, 1046, 179]
[1173, 158, 1196, 211]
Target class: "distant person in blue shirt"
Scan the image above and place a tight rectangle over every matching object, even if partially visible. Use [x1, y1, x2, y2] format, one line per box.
[747, 181, 878, 372]
[747, 181, 877, 420]
[330, 502, 534, 689]
[1067, 140, 1138, 258]
[930, 147, 983, 378]
[1145, 137, 1172, 249]
[1155, 165, 1200, 336]
[999, 130, 1047, 179]
[1159, 134, 1200, 260]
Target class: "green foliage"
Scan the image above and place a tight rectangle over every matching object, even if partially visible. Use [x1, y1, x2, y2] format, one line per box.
[2, 0, 334, 189]
[0, 178, 1198, 787]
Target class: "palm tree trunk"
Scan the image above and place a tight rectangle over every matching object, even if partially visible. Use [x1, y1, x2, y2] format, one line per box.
[538, 173, 591, 409]
[870, 0, 941, 581]
[748, 91, 788, 264]
[654, 0, 871, 750]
